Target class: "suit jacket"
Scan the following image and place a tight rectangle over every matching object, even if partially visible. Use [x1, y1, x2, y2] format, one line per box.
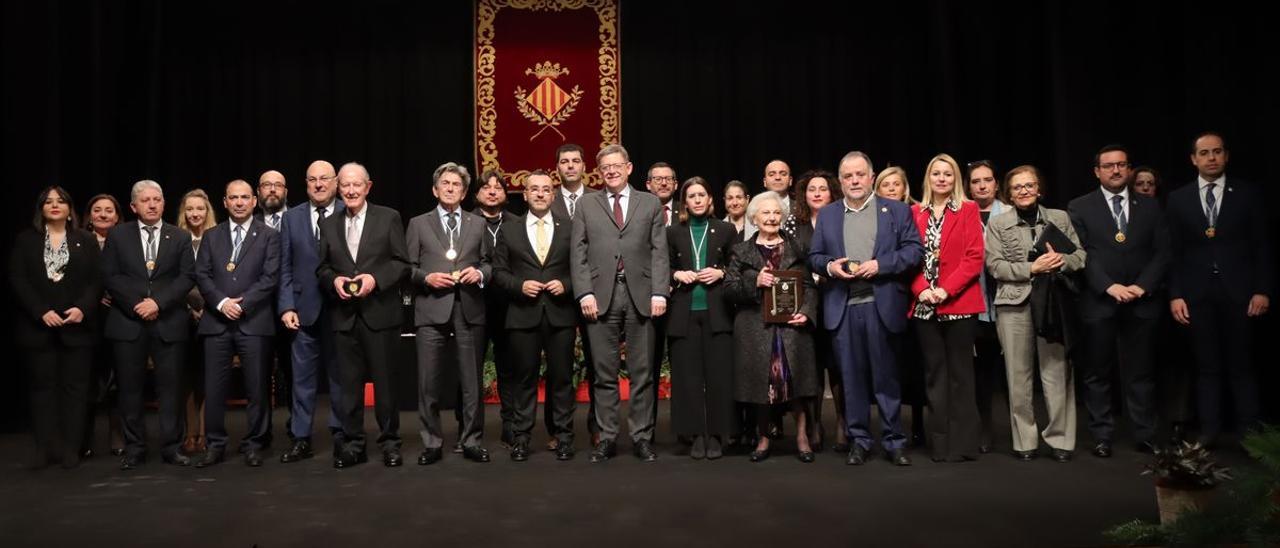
[551, 186, 598, 221]
[8, 227, 102, 347]
[405, 207, 492, 326]
[1068, 189, 1170, 319]
[1165, 178, 1273, 304]
[908, 201, 986, 316]
[491, 212, 577, 329]
[195, 219, 281, 336]
[278, 200, 345, 327]
[807, 198, 924, 334]
[665, 219, 736, 336]
[316, 203, 409, 332]
[101, 221, 195, 342]
[570, 186, 671, 316]
[984, 205, 1086, 306]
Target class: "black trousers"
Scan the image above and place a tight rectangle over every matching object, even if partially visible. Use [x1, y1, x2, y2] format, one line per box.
[335, 317, 401, 455]
[25, 345, 92, 463]
[916, 317, 980, 460]
[508, 320, 576, 444]
[1189, 278, 1259, 440]
[204, 331, 273, 452]
[669, 311, 737, 437]
[973, 320, 1006, 447]
[114, 333, 185, 459]
[1081, 306, 1159, 444]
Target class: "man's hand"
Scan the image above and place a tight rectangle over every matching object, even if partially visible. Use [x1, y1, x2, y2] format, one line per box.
[62, 307, 85, 325]
[827, 258, 856, 280]
[457, 266, 482, 285]
[1126, 285, 1146, 300]
[134, 298, 159, 321]
[352, 274, 377, 297]
[41, 310, 65, 328]
[1248, 294, 1270, 317]
[426, 272, 456, 289]
[1106, 284, 1134, 303]
[853, 259, 880, 279]
[544, 280, 566, 296]
[580, 295, 599, 321]
[1170, 298, 1190, 325]
[281, 310, 301, 330]
[334, 277, 353, 300]
[651, 297, 666, 317]
[220, 297, 244, 321]
[521, 280, 545, 298]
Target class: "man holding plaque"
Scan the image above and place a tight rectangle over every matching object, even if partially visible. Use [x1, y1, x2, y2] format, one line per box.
[809, 151, 923, 467]
[317, 162, 409, 469]
[193, 179, 280, 467]
[406, 162, 492, 465]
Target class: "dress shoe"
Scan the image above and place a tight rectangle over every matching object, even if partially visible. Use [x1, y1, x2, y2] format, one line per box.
[462, 446, 491, 463]
[749, 448, 771, 462]
[332, 451, 367, 469]
[846, 446, 868, 466]
[1136, 441, 1156, 454]
[797, 451, 816, 463]
[119, 455, 144, 470]
[162, 452, 193, 467]
[589, 440, 617, 463]
[555, 442, 575, 461]
[244, 449, 265, 467]
[510, 442, 530, 462]
[690, 436, 706, 460]
[705, 436, 723, 460]
[280, 439, 314, 463]
[195, 450, 224, 468]
[1091, 441, 1112, 458]
[887, 449, 912, 466]
[1051, 448, 1073, 462]
[633, 440, 658, 462]
[382, 449, 403, 467]
[1014, 450, 1038, 461]
[417, 448, 443, 466]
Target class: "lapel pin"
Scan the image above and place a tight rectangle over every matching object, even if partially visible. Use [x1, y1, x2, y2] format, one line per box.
[710, 228, 716, 233]
[881, 207, 888, 212]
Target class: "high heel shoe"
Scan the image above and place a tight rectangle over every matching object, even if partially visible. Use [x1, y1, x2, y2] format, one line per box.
[749, 448, 771, 462]
[797, 451, 815, 463]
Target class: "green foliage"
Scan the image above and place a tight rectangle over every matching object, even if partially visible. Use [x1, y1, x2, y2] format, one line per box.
[1142, 441, 1233, 489]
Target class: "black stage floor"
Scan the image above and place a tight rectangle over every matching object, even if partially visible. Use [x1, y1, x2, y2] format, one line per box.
[0, 398, 1256, 547]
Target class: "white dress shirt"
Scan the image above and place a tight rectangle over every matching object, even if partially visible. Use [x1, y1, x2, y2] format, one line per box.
[1198, 175, 1226, 221]
[560, 186, 585, 218]
[1100, 186, 1130, 231]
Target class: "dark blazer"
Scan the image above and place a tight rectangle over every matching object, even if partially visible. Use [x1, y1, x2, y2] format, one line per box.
[101, 221, 196, 342]
[1068, 189, 1170, 319]
[1165, 179, 1274, 304]
[316, 203, 409, 332]
[8, 228, 102, 347]
[405, 207, 492, 326]
[665, 219, 736, 336]
[491, 212, 578, 329]
[279, 201, 344, 327]
[195, 219, 281, 336]
[808, 198, 924, 334]
[551, 187, 597, 221]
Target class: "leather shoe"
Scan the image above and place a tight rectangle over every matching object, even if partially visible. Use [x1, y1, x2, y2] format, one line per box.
[119, 455, 144, 470]
[195, 450, 224, 468]
[705, 436, 723, 460]
[749, 448, 771, 462]
[554, 441, 575, 461]
[798, 451, 816, 463]
[162, 452, 193, 467]
[280, 439, 314, 463]
[382, 449, 403, 467]
[244, 449, 265, 467]
[846, 446, 868, 466]
[332, 451, 367, 469]
[1091, 442, 1112, 458]
[888, 449, 912, 466]
[462, 446, 491, 463]
[1052, 448, 1073, 462]
[417, 448, 443, 465]
[589, 440, 617, 463]
[633, 440, 657, 462]
[690, 436, 706, 460]
[1014, 450, 1037, 461]
[510, 442, 530, 462]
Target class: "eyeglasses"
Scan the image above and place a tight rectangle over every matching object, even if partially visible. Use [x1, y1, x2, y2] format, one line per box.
[1097, 161, 1131, 171]
[305, 175, 336, 184]
[599, 162, 629, 173]
[649, 176, 675, 184]
[259, 181, 286, 189]
[1010, 182, 1039, 194]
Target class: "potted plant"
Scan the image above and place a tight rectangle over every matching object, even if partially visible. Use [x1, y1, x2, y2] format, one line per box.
[1143, 441, 1233, 525]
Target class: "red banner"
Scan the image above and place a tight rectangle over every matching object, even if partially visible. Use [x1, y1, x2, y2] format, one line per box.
[474, 0, 620, 190]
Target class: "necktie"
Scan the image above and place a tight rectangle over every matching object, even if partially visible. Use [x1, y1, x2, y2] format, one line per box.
[664, 205, 670, 226]
[144, 225, 158, 262]
[535, 218, 549, 264]
[270, 213, 280, 230]
[447, 212, 459, 238]
[1111, 195, 1127, 234]
[567, 193, 578, 218]
[346, 215, 361, 262]
[231, 225, 244, 263]
[1204, 183, 1217, 226]
[315, 206, 327, 241]
[612, 193, 625, 271]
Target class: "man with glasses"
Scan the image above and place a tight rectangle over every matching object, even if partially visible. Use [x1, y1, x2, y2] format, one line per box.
[1068, 144, 1168, 458]
[256, 169, 294, 428]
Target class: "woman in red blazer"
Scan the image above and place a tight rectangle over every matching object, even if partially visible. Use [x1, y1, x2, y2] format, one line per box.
[909, 153, 986, 462]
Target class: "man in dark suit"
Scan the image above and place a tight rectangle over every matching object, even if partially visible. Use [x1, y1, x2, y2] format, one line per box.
[317, 162, 409, 469]
[101, 180, 196, 469]
[644, 162, 678, 428]
[254, 169, 293, 429]
[278, 160, 345, 463]
[405, 162, 492, 465]
[193, 179, 280, 467]
[809, 151, 923, 467]
[492, 170, 579, 461]
[1069, 145, 1169, 457]
[571, 143, 670, 463]
[471, 169, 517, 449]
[1167, 132, 1273, 447]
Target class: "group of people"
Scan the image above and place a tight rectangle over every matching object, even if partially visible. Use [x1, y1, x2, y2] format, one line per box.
[11, 132, 1271, 471]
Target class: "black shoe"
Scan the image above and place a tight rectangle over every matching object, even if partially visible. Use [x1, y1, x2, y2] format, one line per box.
[1014, 450, 1037, 461]
[554, 441, 575, 461]
[1051, 448, 1073, 462]
[280, 440, 314, 463]
[333, 451, 367, 469]
[462, 446, 491, 463]
[244, 449, 265, 467]
[119, 455, 144, 470]
[510, 442, 530, 462]
[888, 449, 912, 466]
[846, 446, 868, 466]
[798, 451, 816, 463]
[633, 440, 657, 462]
[417, 448, 443, 466]
[162, 452, 193, 467]
[589, 440, 617, 463]
[194, 450, 224, 468]
[382, 449, 403, 467]
[705, 436, 723, 460]
[749, 448, 771, 462]
[1136, 441, 1156, 454]
[691, 436, 706, 460]
[1091, 441, 1112, 458]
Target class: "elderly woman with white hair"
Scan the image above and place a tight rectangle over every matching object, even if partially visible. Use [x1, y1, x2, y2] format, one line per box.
[724, 192, 819, 463]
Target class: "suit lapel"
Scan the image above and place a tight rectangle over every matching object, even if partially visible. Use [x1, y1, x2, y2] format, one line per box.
[593, 192, 620, 229]
[873, 202, 891, 258]
[623, 189, 641, 231]
[516, 215, 539, 264]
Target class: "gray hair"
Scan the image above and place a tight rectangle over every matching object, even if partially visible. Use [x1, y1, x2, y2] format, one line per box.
[432, 162, 472, 187]
[338, 162, 371, 182]
[596, 143, 630, 163]
[745, 191, 783, 225]
[838, 150, 875, 175]
[130, 180, 164, 203]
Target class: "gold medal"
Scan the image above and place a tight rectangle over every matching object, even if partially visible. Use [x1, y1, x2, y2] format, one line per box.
[1114, 232, 1126, 243]
[145, 260, 156, 271]
[226, 262, 236, 272]
[451, 270, 461, 281]
[446, 248, 458, 261]
[345, 280, 361, 295]
[1205, 227, 1216, 238]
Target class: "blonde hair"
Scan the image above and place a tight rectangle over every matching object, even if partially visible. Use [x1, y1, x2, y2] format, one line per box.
[874, 166, 914, 204]
[177, 188, 217, 234]
[920, 153, 968, 208]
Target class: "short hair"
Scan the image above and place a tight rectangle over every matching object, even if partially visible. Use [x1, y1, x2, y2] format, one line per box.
[338, 162, 371, 182]
[838, 151, 875, 176]
[527, 169, 552, 180]
[1191, 130, 1227, 153]
[225, 179, 252, 195]
[723, 180, 749, 199]
[177, 188, 218, 234]
[675, 176, 716, 224]
[1003, 165, 1045, 197]
[1131, 165, 1162, 194]
[130, 179, 164, 203]
[792, 169, 842, 223]
[82, 193, 122, 231]
[745, 191, 783, 226]
[433, 162, 472, 188]
[920, 153, 969, 207]
[1094, 144, 1130, 166]
[874, 166, 914, 204]
[964, 159, 1004, 203]
[647, 162, 676, 181]
[555, 143, 585, 161]
[32, 186, 78, 232]
[474, 169, 505, 196]
[596, 143, 630, 164]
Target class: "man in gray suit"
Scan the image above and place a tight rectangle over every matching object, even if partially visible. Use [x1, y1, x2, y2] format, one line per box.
[406, 162, 493, 465]
[571, 144, 670, 462]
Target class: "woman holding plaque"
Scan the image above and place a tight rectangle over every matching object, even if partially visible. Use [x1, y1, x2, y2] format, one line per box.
[726, 193, 819, 463]
[177, 189, 217, 455]
[667, 177, 738, 460]
[909, 154, 986, 462]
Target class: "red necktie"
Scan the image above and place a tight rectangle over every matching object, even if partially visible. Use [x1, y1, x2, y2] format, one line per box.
[663, 205, 670, 226]
[612, 193, 625, 271]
